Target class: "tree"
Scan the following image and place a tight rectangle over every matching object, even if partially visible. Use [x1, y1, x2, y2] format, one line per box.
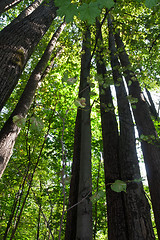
[114, 31, 160, 238]
[0, 0, 57, 110]
[0, 21, 66, 178]
[0, 0, 23, 15]
[0, 0, 160, 239]
[109, 19, 154, 239]
[96, 19, 127, 240]
[65, 26, 92, 240]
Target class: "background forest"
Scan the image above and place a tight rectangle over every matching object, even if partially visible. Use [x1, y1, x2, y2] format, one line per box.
[0, 0, 160, 239]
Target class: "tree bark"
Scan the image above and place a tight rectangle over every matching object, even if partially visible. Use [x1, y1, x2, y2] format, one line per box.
[114, 31, 160, 239]
[12, 0, 44, 25]
[109, 21, 155, 239]
[75, 26, 92, 240]
[0, 0, 57, 111]
[96, 19, 127, 240]
[0, 22, 66, 178]
[65, 110, 81, 240]
[0, 0, 23, 15]
[145, 87, 159, 120]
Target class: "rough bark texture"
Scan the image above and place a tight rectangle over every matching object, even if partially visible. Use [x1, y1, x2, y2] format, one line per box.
[0, 0, 57, 110]
[12, 0, 44, 25]
[0, 22, 65, 178]
[0, 0, 23, 14]
[76, 27, 92, 240]
[65, 110, 81, 240]
[109, 26, 155, 240]
[96, 19, 127, 240]
[145, 87, 159, 119]
[114, 31, 160, 239]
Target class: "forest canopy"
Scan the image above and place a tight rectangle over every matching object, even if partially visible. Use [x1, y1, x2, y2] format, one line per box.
[0, 0, 160, 239]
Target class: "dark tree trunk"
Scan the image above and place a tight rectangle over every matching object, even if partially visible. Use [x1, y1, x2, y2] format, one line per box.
[109, 22, 155, 240]
[65, 110, 81, 240]
[0, 0, 57, 111]
[0, 0, 23, 15]
[0, 22, 65, 178]
[65, 26, 92, 240]
[96, 19, 127, 240]
[75, 26, 92, 240]
[93, 158, 100, 240]
[114, 31, 160, 239]
[145, 87, 159, 119]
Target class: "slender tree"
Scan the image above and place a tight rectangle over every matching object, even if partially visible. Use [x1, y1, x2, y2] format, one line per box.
[0, 0, 23, 15]
[65, 110, 81, 239]
[114, 30, 160, 238]
[12, 0, 44, 25]
[76, 26, 92, 240]
[65, 26, 92, 240]
[0, 0, 57, 110]
[0, 21, 66, 178]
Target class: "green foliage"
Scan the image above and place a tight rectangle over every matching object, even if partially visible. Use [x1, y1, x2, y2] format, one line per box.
[145, 0, 159, 8]
[13, 115, 26, 128]
[79, 2, 101, 24]
[0, 0, 159, 238]
[90, 190, 105, 203]
[30, 117, 44, 134]
[55, 0, 78, 22]
[55, 0, 114, 24]
[111, 180, 127, 193]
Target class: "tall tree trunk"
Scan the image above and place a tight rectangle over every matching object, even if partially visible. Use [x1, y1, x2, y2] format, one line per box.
[114, 31, 160, 239]
[0, 0, 57, 111]
[75, 26, 92, 240]
[93, 157, 100, 240]
[109, 21, 155, 239]
[145, 87, 159, 119]
[96, 19, 127, 240]
[0, 0, 23, 15]
[65, 110, 81, 240]
[0, 22, 66, 178]
[65, 26, 92, 240]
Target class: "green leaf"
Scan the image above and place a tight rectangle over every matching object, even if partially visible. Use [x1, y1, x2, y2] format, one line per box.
[13, 115, 26, 128]
[133, 178, 143, 183]
[145, 0, 158, 8]
[67, 77, 77, 85]
[127, 95, 138, 104]
[30, 117, 44, 134]
[62, 71, 68, 83]
[90, 190, 105, 203]
[79, 2, 101, 24]
[55, 0, 78, 23]
[97, 0, 114, 9]
[132, 105, 136, 109]
[111, 180, 127, 193]
[128, 80, 132, 86]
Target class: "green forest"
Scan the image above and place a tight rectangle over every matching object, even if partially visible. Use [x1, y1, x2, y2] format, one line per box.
[0, 0, 160, 239]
